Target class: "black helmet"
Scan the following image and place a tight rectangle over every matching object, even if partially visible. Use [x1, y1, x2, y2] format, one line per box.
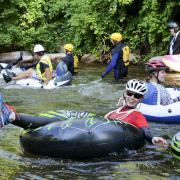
[167, 21, 179, 32]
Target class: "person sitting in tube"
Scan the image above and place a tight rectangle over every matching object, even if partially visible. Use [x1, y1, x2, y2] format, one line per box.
[0, 93, 16, 128]
[55, 57, 70, 77]
[143, 59, 180, 105]
[3, 44, 53, 86]
[105, 79, 169, 149]
[62, 43, 75, 75]
[54, 57, 72, 82]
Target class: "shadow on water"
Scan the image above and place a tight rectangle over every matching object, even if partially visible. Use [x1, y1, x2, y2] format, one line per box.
[0, 63, 180, 179]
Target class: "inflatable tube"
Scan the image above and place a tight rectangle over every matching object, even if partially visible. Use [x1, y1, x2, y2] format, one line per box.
[3, 75, 71, 89]
[15, 77, 71, 89]
[15, 110, 145, 159]
[139, 88, 180, 124]
[13, 110, 95, 129]
[12, 113, 60, 129]
[162, 55, 180, 72]
[1, 65, 72, 89]
[0, 63, 23, 79]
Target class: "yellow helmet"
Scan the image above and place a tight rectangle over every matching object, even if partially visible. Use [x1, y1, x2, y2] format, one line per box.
[110, 33, 123, 41]
[64, 44, 74, 52]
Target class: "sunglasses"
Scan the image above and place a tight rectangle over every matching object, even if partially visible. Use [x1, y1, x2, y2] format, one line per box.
[126, 91, 143, 99]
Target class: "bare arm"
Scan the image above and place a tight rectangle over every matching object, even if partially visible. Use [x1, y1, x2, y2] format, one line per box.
[44, 68, 52, 85]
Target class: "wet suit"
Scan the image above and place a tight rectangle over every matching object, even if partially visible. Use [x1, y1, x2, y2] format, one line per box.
[63, 53, 74, 74]
[105, 106, 153, 143]
[102, 42, 128, 80]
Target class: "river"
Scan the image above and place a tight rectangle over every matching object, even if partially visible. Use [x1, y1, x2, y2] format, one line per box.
[0, 63, 180, 179]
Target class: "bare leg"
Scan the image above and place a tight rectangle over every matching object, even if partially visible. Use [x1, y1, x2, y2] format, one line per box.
[12, 68, 35, 80]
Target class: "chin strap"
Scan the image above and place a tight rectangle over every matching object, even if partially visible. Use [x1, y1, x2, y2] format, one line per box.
[152, 71, 160, 84]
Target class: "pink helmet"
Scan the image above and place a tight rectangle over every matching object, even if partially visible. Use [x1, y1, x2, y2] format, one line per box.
[145, 60, 168, 73]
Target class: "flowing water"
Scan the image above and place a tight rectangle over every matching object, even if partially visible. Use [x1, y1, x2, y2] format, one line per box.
[0, 64, 180, 180]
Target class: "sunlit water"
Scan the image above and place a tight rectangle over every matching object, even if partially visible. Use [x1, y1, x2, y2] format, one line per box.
[0, 64, 179, 180]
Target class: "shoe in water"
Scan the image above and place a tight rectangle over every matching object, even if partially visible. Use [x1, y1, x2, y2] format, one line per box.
[6, 71, 16, 77]
[3, 74, 12, 83]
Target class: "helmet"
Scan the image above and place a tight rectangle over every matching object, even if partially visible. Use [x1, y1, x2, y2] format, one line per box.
[171, 132, 180, 160]
[64, 44, 74, 52]
[126, 79, 147, 95]
[167, 21, 179, 31]
[145, 60, 168, 73]
[33, 44, 45, 53]
[110, 33, 123, 41]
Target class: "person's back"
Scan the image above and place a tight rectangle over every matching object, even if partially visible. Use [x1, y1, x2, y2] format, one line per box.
[143, 82, 173, 105]
[112, 42, 127, 76]
[63, 53, 74, 74]
[56, 60, 68, 76]
[142, 83, 159, 105]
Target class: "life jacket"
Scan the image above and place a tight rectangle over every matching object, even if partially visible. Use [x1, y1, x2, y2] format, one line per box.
[112, 42, 130, 69]
[0, 94, 14, 127]
[73, 55, 79, 73]
[105, 106, 149, 128]
[36, 55, 53, 81]
[122, 44, 130, 67]
[142, 83, 159, 105]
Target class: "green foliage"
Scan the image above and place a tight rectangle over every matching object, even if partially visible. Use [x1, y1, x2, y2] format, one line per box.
[0, 0, 179, 62]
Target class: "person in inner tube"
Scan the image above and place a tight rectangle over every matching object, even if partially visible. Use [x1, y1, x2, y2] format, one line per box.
[104, 79, 169, 149]
[143, 59, 180, 105]
[3, 44, 53, 86]
[0, 93, 16, 128]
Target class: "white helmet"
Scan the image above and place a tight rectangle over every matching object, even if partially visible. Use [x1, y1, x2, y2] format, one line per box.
[126, 79, 147, 95]
[33, 44, 45, 53]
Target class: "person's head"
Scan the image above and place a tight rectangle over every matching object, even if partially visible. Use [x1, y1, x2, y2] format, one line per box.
[123, 79, 147, 107]
[167, 21, 179, 35]
[33, 44, 45, 58]
[64, 44, 74, 53]
[145, 60, 168, 83]
[110, 33, 123, 45]
[171, 132, 180, 160]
